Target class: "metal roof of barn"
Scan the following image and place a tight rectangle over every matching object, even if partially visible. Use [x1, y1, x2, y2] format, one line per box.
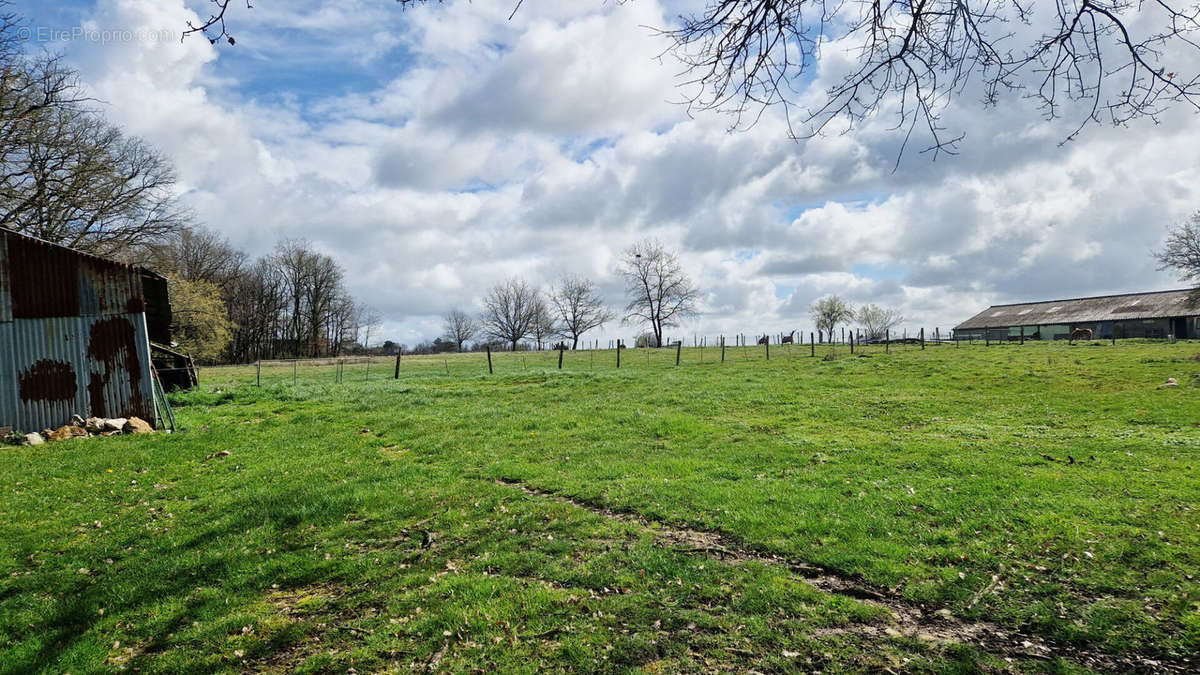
[954, 289, 1200, 330]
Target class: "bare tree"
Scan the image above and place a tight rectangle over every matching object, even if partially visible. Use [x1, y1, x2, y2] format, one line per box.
[1157, 212, 1200, 296]
[0, 49, 187, 256]
[549, 275, 613, 349]
[810, 295, 855, 341]
[184, 1, 1200, 155]
[620, 239, 699, 348]
[358, 305, 383, 349]
[443, 308, 478, 352]
[145, 226, 246, 295]
[481, 277, 540, 352]
[529, 296, 558, 350]
[856, 304, 905, 340]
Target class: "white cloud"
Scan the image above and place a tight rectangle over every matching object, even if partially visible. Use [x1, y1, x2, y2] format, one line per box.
[36, 0, 1200, 346]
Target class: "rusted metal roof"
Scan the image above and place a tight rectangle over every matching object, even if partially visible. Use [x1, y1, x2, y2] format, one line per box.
[954, 289, 1200, 330]
[0, 228, 158, 431]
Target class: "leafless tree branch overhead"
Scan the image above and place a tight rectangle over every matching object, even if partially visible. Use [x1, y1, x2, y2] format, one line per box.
[664, 0, 1200, 154]
[185, 1, 1200, 154]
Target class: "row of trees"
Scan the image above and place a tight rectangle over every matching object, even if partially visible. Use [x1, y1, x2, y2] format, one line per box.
[441, 240, 701, 352]
[809, 296, 904, 342]
[146, 229, 375, 363]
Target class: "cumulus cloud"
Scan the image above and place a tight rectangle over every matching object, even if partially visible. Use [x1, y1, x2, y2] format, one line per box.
[25, 0, 1200, 345]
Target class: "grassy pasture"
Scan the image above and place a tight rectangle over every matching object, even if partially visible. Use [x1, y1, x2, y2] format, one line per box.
[1, 340, 1197, 673]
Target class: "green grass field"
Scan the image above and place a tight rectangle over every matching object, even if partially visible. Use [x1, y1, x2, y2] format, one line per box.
[1, 341, 1197, 673]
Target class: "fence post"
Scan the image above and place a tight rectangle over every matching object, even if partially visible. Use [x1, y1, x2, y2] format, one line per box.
[850, 333, 855, 354]
[256, 360, 261, 386]
[293, 359, 297, 386]
[676, 340, 682, 366]
[445, 357, 450, 376]
[886, 330, 890, 354]
[365, 356, 370, 381]
[810, 333, 815, 357]
[558, 344, 564, 369]
[486, 345, 493, 374]
[921, 328, 925, 350]
[764, 335, 770, 360]
[985, 327, 990, 347]
[1020, 326, 1025, 345]
[721, 336, 726, 362]
[394, 351, 401, 379]
[617, 340, 621, 368]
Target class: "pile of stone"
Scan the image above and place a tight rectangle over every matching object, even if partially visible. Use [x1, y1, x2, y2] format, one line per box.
[15, 415, 154, 446]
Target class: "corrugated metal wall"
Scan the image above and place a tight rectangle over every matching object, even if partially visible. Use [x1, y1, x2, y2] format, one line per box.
[0, 230, 157, 432]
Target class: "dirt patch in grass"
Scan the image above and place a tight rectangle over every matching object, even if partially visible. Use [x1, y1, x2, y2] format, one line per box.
[497, 477, 1193, 673]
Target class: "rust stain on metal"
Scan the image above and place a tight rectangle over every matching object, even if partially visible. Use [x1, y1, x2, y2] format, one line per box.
[18, 359, 77, 402]
[87, 316, 144, 405]
[7, 235, 81, 318]
[87, 372, 106, 417]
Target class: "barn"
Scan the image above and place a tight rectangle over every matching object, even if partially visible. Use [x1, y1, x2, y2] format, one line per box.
[953, 289, 1200, 342]
[0, 229, 171, 433]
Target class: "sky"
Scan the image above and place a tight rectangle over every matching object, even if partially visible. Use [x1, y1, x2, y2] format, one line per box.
[11, 0, 1200, 347]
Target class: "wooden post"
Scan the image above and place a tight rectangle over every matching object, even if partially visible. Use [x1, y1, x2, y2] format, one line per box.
[885, 330, 890, 354]
[675, 340, 682, 366]
[486, 345, 493, 374]
[365, 356, 370, 381]
[920, 328, 925, 350]
[721, 336, 726, 362]
[394, 351, 401, 379]
[444, 357, 449, 376]
[557, 344, 564, 369]
[256, 360, 261, 386]
[1019, 326, 1025, 345]
[764, 335, 770, 360]
[293, 359, 297, 386]
[841, 327, 845, 344]
[810, 333, 815, 357]
[850, 333, 855, 354]
[617, 340, 621, 368]
[985, 327, 990, 347]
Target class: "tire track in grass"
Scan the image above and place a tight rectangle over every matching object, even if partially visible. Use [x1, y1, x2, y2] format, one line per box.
[495, 477, 1192, 673]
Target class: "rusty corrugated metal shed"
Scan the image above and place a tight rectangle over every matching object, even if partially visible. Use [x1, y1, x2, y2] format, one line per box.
[0, 228, 158, 432]
[954, 289, 1200, 330]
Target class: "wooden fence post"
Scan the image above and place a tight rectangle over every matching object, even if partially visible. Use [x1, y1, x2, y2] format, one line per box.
[293, 359, 298, 386]
[810, 333, 815, 357]
[1019, 326, 1025, 345]
[256, 360, 261, 386]
[885, 330, 890, 354]
[721, 336, 726, 362]
[764, 335, 770, 360]
[616, 340, 621, 368]
[486, 345, 493, 374]
[675, 340, 682, 366]
[394, 351, 401, 379]
[558, 344, 564, 369]
[920, 328, 925, 350]
[985, 327, 990, 347]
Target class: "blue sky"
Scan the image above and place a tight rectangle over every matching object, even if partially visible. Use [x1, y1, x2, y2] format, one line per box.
[12, 0, 1198, 346]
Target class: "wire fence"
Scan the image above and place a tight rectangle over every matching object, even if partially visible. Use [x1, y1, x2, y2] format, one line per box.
[195, 328, 1195, 389]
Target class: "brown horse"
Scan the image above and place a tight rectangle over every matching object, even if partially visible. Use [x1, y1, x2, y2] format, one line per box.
[781, 330, 795, 344]
[757, 335, 769, 345]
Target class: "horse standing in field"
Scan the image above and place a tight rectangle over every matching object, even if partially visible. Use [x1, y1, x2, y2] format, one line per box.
[781, 331, 795, 344]
[757, 335, 770, 345]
